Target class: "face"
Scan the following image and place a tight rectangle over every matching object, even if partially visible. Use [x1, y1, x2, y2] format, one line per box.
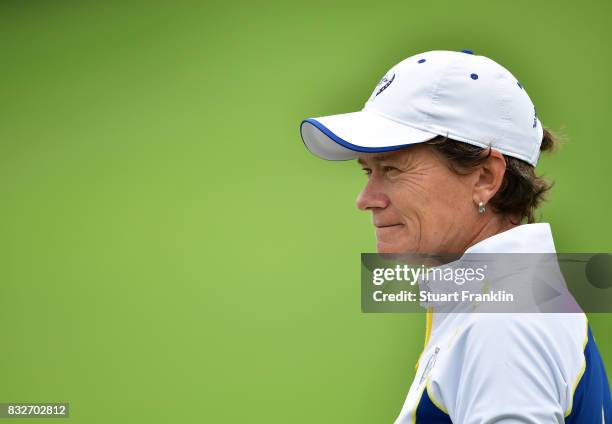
[356, 145, 480, 254]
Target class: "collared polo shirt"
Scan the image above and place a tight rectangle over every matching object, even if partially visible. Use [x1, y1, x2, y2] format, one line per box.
[394, 223, 612, 423]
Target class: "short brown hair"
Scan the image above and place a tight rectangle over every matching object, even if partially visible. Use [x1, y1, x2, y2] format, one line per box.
[425, 129, 559, 224]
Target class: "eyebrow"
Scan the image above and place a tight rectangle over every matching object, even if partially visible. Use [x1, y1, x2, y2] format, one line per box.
[357, 154, 394, 166]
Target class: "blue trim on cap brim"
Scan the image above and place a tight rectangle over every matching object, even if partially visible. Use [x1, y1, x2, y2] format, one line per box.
[299, 118, 417, 155]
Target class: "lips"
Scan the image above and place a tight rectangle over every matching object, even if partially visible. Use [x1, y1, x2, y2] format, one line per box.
[375, 223, 403, 228]
[375, 224, 404, 238]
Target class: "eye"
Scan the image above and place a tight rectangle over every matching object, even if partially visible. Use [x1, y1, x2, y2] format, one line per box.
[362, 168, 372, 177]
[382, 166, 399, 174]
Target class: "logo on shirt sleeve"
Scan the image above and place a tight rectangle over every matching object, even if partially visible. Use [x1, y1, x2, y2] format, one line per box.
[419, 346, 440, 386]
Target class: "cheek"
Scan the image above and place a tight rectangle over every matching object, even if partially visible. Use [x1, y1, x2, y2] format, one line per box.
[388, 174, 471, 239]
[423, 176, 475, 243]
[387, 175, 447, 220]
[432, 178, 472, 220]
[384, 180, 433, 248]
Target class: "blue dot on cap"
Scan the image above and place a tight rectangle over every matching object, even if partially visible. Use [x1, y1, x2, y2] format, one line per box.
[517, 81, 523, 88]
[470, 73, 478, 80]
[418, 58, 426, 63]
[461, 49, 474, 54]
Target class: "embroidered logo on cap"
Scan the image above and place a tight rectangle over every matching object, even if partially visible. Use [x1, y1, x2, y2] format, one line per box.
[369, 70, 396, 101]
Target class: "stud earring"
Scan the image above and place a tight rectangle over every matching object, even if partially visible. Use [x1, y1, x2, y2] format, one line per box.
[478, 201, 486, 214]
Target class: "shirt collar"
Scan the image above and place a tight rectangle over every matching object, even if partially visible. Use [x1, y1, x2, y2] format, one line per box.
[418, 223, 559, 313]
[464, 223, 557, 254]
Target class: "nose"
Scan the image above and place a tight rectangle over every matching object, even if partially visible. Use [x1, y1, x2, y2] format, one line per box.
[356, 176, 390, 211]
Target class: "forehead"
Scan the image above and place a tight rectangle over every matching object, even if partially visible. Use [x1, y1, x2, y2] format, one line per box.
[356, 146, 423, 166]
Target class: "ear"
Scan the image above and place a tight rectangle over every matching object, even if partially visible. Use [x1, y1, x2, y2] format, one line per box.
[472, 148, 506, 207]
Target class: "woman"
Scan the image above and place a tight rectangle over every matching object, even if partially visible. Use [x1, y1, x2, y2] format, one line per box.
[300, 50, 611, 422]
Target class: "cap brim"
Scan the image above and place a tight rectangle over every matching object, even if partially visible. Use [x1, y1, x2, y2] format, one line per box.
[300, 109, 439, 160]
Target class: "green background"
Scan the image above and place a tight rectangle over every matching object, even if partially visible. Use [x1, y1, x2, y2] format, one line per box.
[1, 1, 611, 422]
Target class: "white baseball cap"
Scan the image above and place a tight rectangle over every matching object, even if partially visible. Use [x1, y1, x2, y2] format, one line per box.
[300, 50, 544, 166]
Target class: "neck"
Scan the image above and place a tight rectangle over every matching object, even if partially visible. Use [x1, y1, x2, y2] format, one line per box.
[463, 214, 519, 253]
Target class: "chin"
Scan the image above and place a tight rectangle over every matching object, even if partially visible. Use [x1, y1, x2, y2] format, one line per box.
[376, 241, 412, 254]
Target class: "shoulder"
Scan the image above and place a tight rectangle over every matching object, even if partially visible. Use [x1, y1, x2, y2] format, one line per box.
[461, 312, 587, 345]
[456, 313, 587, 372]
[452, 313, 587, 413]
[427, 313, 590, 420]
